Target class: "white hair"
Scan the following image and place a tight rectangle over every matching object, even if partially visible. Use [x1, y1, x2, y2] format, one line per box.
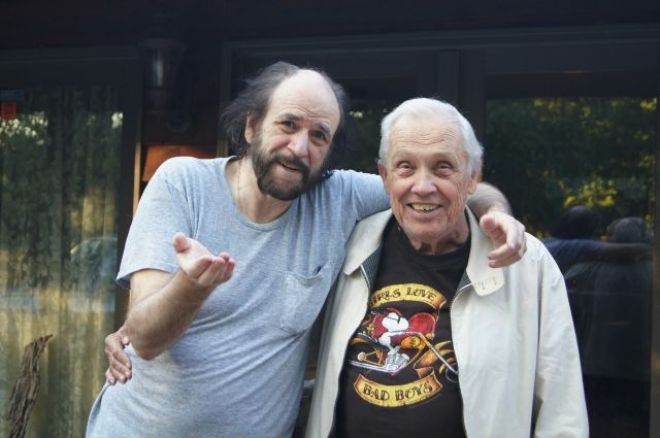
[379, 98, 483, 175]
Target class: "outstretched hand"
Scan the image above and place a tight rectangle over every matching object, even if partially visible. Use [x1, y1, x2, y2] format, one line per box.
[173, 232, 236, 289]
[479, 210, 527, 268]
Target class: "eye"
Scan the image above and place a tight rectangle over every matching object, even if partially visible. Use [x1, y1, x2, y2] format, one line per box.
[279, 120, 296, 131]
[311, 130, 329, 144]
[394, 161, 414, 176]
[435, 161, 454, 175]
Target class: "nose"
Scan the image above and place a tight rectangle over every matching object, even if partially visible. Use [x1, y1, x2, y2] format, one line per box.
[411, 170, 437, 196]
[288, 132, 310, 160]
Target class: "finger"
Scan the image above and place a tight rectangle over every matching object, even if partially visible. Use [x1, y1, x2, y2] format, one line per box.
[109, 353, 132, 377]
[488, 245, 514, 265]
[480, 215, 506, 245]
[107, 350, 130, 383]
[504, 231, 525, 258]
[488, 239, 526, 267]
[223, 259, 236, 280]
[213, 259, 236, 285]
[105, 334, 125, 357]
[105, 368, 116, 385]
[108, 355, 132, 383]
[107, 340, 132, 368]
[185, 256, 214, 279]
[109, 365, 128, 384]
[197, 257, 231, 287]
[105, 338, 132, 376]
[488, 238, 523, 259]
[488, 253, 519, 268]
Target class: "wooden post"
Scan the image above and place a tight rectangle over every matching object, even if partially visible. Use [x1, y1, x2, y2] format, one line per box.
[5, 334, 53, 438]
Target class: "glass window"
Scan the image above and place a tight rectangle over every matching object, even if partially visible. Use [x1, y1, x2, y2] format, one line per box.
[0, 85, 122, 438]
[485, 96, 656, 437]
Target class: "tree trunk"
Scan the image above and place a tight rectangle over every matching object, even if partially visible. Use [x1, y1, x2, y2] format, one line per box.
[5, 334, 53, 438]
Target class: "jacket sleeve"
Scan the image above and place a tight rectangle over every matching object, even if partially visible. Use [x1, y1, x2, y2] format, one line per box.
[532, 249, 589, 437]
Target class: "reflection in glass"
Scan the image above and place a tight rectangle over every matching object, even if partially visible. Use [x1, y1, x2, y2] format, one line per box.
[343, 106, 394, 174]
[0, 86, 121, 437]
[486, 97, 655, 437]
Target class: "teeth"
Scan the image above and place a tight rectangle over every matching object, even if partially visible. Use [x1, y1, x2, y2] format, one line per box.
[410, 203, 438, 212]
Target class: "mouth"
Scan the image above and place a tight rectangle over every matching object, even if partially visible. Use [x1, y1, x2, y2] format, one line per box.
[275, 157, 309, 177]
[279, 161, 303, 173]
[408, 203, 441, 213]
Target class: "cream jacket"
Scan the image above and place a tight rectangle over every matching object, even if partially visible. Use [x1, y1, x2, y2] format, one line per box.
[306, 209, 588, 438]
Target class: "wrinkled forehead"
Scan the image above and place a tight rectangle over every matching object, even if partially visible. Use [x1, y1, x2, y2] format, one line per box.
[267, 70, 341, 130]
[389, 115, 464, 154]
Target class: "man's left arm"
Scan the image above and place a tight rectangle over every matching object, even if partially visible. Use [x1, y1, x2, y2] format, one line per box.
[468, 182, 526, 267]
[532, 250, 589, 436]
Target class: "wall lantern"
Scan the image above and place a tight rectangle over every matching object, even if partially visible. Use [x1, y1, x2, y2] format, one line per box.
[139, 37, 187, 115]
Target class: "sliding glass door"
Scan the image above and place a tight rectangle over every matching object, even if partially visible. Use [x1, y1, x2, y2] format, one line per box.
[0, 49, 139, 438]
[485, 95, 655, 437]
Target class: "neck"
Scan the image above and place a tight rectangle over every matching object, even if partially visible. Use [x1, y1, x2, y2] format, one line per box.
[407, 219, 470, 256]
[226, 157, 293, 223]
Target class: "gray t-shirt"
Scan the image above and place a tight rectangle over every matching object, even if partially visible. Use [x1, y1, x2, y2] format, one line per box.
[86, 157, 388, 438]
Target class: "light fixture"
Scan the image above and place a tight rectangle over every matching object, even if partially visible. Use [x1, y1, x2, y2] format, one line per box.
[139, 37, 187, 115]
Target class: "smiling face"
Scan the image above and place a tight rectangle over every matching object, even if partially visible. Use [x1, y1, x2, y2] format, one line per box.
[379, 114, 479, 255]
[245, 70, 341, 200]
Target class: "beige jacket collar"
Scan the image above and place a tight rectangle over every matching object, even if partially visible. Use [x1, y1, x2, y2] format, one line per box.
[342, 208, 504, 296]
[464, 208, 504, 296]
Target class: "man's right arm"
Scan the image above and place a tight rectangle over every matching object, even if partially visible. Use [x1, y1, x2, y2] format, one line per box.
[123, 233, 235, 360]
[124, 269, 210, 360]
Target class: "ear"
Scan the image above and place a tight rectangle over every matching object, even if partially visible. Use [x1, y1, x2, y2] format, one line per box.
[467, 161, 482, 195]
[244, 113, 256, 144]
[377, 161, 390, 192]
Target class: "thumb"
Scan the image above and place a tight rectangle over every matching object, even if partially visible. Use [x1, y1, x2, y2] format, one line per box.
[172, 232, 190, 253]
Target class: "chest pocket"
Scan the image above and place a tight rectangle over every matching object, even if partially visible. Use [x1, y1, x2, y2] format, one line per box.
[279, 263, 335, 335]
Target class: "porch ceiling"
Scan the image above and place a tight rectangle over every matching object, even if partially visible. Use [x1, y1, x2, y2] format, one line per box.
[1, 0, 659, 50]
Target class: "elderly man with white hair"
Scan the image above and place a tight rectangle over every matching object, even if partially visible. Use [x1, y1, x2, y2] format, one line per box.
[306, 98, 588, 438]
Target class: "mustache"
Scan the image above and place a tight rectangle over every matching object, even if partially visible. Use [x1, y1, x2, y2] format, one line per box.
[273, 154, 310, 179]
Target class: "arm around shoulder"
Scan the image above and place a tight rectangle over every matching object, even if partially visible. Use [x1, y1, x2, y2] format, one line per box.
[467, 182, 512, 216]
[468, 182, 527, 267]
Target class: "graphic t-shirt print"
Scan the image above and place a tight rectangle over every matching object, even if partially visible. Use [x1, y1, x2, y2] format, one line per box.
[346, 282, 458, 407]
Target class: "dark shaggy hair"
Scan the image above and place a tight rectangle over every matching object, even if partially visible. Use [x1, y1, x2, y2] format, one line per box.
[220, 61, 350, 176]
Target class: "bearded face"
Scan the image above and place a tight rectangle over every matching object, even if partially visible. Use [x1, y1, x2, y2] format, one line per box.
[242, 70, 341, 201]
[249, 130, 329, 201]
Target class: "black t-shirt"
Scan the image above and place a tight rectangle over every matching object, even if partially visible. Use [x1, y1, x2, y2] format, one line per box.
[334, 218, 469, 438]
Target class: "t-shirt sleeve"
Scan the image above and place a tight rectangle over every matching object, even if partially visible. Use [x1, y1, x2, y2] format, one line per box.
[337, 171, 389, 220]
[116, 159, 192, 288]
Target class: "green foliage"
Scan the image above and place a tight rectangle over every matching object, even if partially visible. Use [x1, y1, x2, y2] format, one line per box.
[485, 97, 656, 237]
[0, 86, 122, 289]
[343, 107, 393, 174]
